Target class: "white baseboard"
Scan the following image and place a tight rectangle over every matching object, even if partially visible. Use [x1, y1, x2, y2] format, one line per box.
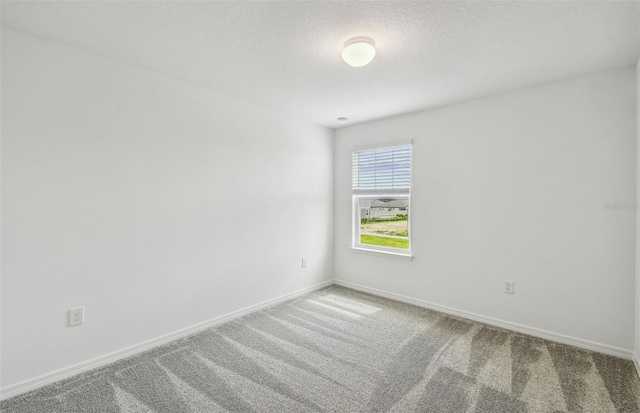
[2, 278, 634, 401]
[334, 279, 634, 360]
[0, 279, 334, 401]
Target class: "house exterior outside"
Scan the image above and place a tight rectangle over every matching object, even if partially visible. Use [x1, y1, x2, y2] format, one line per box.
[360, 199, 409, 219]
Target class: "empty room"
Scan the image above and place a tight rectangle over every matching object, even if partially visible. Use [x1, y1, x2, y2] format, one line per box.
[1, 1, 640, 412]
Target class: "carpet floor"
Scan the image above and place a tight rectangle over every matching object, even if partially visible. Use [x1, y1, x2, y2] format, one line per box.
[2, 285, 639, 412]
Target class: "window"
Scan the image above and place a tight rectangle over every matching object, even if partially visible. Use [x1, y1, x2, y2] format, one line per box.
[352, 143, 412, 257]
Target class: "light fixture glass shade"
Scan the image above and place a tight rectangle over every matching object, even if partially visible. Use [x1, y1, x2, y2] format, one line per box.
[342, 36, 376, 67]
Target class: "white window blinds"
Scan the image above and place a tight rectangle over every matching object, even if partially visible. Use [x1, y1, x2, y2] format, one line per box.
[352, 144, 411, 194]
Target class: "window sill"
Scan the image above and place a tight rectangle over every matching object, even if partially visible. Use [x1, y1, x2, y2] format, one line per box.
[349, 246, 413, 261]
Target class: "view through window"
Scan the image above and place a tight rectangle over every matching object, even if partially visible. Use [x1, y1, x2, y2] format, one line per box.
[359, 198, 409, 249]
[352, 143, 412, 253]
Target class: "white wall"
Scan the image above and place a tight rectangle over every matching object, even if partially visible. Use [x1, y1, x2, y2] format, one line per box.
[0, 28, 334, 388]
[636, 58, 640, 366]
[335, 68, 637, 352]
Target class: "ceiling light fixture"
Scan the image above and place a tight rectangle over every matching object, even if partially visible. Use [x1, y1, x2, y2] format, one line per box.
[337, 117, 349, 123]
[342, 36, 376, 67]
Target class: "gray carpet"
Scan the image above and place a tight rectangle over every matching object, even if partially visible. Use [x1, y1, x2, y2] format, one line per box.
[2, 285, 639, 412]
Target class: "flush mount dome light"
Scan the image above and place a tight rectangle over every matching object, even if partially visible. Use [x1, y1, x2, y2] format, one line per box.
[342, 36, 376, 67]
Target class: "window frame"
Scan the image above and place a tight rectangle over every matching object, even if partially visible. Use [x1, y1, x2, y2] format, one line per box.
[350, 142, 413, 260]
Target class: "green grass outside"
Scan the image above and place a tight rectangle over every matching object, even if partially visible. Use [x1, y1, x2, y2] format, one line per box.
[361, 234, 409, 249]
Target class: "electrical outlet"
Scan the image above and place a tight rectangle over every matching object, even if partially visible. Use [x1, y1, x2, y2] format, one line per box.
[69, 307, 84, 326]
[301, 258, 307, 268]
[504, 280, 515, 294]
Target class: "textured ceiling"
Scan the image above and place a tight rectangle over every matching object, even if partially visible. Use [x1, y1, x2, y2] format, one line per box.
[2, 1, 638, 129]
